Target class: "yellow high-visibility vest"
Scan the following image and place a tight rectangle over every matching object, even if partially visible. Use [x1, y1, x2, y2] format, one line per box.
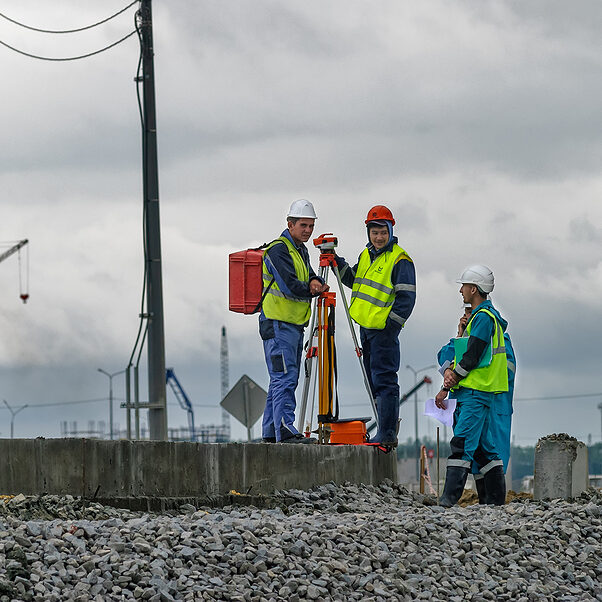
[349, 244, 412, 329]
[455, 308, 508, 393]
[261, 237, 311, 325]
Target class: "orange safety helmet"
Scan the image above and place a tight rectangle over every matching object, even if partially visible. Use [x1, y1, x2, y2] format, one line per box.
[365, 205, 395, 226]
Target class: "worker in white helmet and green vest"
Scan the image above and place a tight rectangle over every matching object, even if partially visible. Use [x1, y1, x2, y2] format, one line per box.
[436, 264, 509, 507]
[335, 205, 416, 447]
[259, 200, 329, 443]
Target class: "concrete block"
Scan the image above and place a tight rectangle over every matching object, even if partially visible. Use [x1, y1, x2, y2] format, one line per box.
[533, 434, 589, 500]
[0, 439, 397, 502]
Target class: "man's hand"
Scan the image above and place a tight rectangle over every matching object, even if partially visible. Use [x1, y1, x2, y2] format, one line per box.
[443, 368, 460, 389]
[310, 280, 329, 295]
[435, 389, 448, 409]
[457, 314, 469, 337]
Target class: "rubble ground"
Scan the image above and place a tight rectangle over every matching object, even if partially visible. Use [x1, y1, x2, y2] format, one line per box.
[0, 482, 601, 601]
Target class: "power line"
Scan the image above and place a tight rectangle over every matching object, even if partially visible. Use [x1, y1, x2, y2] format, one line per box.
[0, 398, 219, 410]
[0, 29, 137, 62]
[514, 392, 602, 402]
[0, 397, 109, 409]
[0, 1, 138, 34]
[345, 392, 602, 407]
[6, 390, 596, 413]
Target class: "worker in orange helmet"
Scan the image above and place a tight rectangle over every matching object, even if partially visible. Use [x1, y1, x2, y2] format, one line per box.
[335, 205, 416, 447]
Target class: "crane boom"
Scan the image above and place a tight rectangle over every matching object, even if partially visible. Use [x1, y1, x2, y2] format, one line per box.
[0, 239, 28, 265]
[166, 368, 196, 441]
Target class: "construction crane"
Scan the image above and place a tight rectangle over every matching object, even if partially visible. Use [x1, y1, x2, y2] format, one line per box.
[166, 368, 196, 442]
[0, 239, 29, 303]
[367, 375, 432, 436]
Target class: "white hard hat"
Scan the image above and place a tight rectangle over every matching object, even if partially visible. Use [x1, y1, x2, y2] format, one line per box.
[287, 199, 317, 220]
[456, 264, 495, 294]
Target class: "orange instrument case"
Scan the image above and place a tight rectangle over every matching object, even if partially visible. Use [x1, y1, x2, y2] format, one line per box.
[328, 418, 369, 445]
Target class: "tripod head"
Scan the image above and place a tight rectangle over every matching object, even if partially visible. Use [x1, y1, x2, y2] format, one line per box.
[313, 233, 338, 251]
[313, 233, 338, 267]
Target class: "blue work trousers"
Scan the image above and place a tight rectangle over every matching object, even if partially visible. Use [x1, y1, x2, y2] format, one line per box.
[469, 388, 514, 475]
[488, 389, 513, 473]
[260, 319, 304, 441]
[360, 325, 401, 440]
[360, 325, 401, 403]
[450, 388, 502, 474]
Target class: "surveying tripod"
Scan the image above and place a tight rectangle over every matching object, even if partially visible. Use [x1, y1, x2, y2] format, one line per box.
[296, 234, 378, 442]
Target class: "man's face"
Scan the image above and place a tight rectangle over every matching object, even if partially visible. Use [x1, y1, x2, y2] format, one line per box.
[369, 225, 389, 250]
[460, 283, 476, 303]
[288, 218, 315, 244]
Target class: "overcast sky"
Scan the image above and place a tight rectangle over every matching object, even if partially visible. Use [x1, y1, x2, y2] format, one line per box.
[0, 1, 601, 447]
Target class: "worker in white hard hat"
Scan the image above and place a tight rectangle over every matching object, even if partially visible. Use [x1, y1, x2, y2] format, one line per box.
[436, 264, 509, 507]
[259, 200, 329, 444]
[436, 302, 516, 504]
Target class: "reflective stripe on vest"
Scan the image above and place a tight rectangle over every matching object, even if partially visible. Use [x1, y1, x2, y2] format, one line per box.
[455, 308, 508, 393]
[348, 244, 411, 329]
[261, 237, 311, 325]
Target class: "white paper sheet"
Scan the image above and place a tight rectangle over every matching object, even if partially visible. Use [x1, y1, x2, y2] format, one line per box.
[424, 397, 457, 427]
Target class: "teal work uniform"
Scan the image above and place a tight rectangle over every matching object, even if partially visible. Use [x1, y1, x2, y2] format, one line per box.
[448, 300, 508, 474]
[437, 330, 516, 473]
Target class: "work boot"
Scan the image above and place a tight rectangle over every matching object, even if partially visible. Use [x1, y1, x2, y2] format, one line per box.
[262, 437, 276, 443]
[280, 434, 317, 444]
[369, 397, 399, 447]
[474, 475, 487, 504]
[439, 466, 469, 507]
[483, 465, 506, 505]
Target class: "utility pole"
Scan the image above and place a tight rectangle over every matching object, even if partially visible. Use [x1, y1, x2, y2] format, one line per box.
[3, 399, 28, 439]
[138, 0, 167, 440]
[598, 401, 602, 443]
[406, 364, 436, 483]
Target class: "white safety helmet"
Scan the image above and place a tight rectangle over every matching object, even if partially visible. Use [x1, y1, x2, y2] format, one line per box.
[456, 264, 495, 294]
[287, 199, 317, 220]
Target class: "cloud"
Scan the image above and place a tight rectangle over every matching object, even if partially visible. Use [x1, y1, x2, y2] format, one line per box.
[150, 1, 602, 181]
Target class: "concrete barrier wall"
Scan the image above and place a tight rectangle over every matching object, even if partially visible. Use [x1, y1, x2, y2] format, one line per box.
[0, 439, 396, 501]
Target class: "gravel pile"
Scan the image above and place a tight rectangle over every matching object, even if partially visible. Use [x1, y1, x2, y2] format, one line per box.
[1, 483, 601, 601]
[0, 494, 141, 522]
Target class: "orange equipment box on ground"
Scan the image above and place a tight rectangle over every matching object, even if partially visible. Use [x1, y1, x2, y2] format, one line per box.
[229, 249, 264, 314]
[328, 418, 369, 445]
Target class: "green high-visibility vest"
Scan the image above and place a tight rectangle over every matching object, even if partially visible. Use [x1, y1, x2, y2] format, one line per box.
[349, 244, 412, 329]
[261, 237, 311, 325]
[454, 308, 508, 393]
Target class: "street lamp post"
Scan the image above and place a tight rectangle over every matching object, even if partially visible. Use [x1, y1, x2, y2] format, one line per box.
[97, 369, 126, 440]
[3, 399, 28, 439]
[406, 364, 436, 483]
